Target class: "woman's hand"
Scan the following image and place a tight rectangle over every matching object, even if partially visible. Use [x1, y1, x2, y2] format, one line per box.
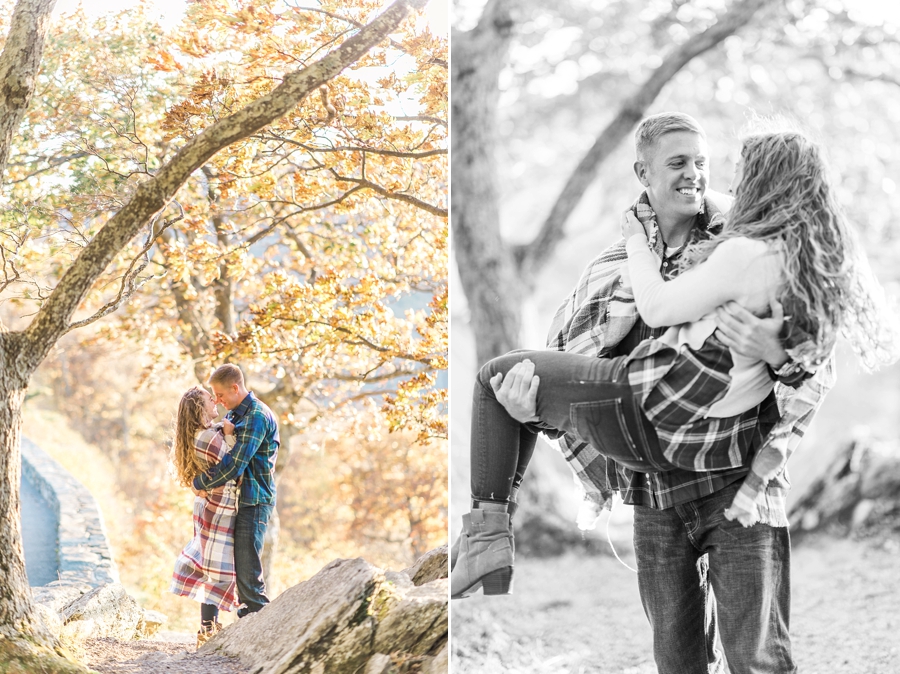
[621, 210, 647, 241]
[222, 419, 235, 436]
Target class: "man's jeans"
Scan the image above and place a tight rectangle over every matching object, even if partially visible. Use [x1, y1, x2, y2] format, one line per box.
[234, 503, 273, 617]
[634, 481, 796, 674]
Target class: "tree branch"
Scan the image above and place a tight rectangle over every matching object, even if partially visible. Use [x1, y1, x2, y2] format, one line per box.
[253, 133, 447, 158]
[64, 209, 183, 333]
[0, 0, 58, 182]
[6, 151, 91, 184]
[329, 170, 447, 217]
[18, 0, 427, 374]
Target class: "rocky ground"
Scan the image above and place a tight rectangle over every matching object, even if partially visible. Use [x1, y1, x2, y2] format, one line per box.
[451, 532, 900, 674]
[65, 550, 449, 674]
[78, 633, 245, 674]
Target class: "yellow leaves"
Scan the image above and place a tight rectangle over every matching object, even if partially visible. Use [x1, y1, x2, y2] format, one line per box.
[147, 49, 183, 72]
[3, 0, 447, 454]
[253, 172, 277, 201]
[160, 70, 231, 140]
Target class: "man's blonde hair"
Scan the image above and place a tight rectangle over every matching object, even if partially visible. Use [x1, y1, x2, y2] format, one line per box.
[635, 112, 706, 162]
[209, 363, 245, 388]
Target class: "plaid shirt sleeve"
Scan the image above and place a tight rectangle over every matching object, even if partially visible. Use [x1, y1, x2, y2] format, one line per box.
[544, 241, 639, 523]
[194, 409, 267, 491]
[724, 350, 836, 525]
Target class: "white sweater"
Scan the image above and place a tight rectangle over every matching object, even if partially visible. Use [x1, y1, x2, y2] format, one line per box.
[625, 233, 784, 417]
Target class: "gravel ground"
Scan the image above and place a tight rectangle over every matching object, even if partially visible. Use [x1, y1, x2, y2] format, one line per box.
[80, 634, 248, 674]
[451, 532, 900, 673]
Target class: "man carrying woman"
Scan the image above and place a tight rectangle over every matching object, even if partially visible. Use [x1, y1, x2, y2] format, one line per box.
[452, 113, 896, 673]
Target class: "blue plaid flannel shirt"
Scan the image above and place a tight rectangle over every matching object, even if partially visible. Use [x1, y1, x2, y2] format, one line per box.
[193, 391, 279, 506]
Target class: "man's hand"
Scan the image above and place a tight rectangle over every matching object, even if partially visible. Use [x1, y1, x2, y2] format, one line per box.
[715, 299, 789, 368]
[489, 359, 540, 424]
[621, 211, 646, 241]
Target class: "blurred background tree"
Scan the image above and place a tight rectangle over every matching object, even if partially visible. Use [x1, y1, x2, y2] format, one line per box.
[450, 0, 900, 551]
[1, 0, 446, 637]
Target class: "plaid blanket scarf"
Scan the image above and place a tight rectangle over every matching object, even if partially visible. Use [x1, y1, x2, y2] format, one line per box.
[171, 427, 240, 610]
[545, 191, 836, 527]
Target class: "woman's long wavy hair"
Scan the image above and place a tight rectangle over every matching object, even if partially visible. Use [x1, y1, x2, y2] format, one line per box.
[172, 386, 212, 488]
[681, 122, 896, 370]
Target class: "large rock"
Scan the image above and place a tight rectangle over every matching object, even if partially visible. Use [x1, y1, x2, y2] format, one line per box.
[60, 583, 144, 639]
[203, 555, 447, 674]
[790, 436, 900, 536]
[401, 546, 448, 586]
[31, 581, 168, 642]
[374, 579, 447, 655]
[32, 581, 92, 613]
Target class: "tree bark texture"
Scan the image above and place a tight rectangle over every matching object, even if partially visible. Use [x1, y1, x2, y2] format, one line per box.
[451, 0, 521, 366]
[0, 335, 36, 639]
[516, 0, 775, 276]
[0, 0, 426, 655]
[0, 0, 58, 183]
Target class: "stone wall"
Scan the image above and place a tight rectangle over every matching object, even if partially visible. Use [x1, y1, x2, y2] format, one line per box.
[21, 437, 119, 589]
[21, 439, 168, 641]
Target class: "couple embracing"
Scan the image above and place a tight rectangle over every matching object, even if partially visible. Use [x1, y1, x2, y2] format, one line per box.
[452, 113, 896, 672]
[169, 364, 279, 647]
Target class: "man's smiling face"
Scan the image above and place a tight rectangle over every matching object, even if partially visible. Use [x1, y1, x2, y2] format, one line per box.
[636, 130, 709, 225]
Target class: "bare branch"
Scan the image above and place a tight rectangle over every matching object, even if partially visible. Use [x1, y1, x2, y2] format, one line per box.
[396, 115, 447, 127]
[253, 133, 447, 158]
[329, 170, 447, 217]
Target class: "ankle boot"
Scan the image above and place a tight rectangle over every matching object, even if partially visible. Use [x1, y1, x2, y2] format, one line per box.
[196, 620, 223, 649]
[450, 509, 514, 599]
[450, 501, 517, 571]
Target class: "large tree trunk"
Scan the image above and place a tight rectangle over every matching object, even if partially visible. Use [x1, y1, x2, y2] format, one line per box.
[0, 0, 426, 665]
[0, 336, 37, 637]
[0, 336, 84, 669]
[0, 0, 58, 183]
[451, 0, 520, 365]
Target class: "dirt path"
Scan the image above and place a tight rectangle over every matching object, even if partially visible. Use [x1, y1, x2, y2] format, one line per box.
[79, 633, 246, 674]
[451, 532, 899, 673]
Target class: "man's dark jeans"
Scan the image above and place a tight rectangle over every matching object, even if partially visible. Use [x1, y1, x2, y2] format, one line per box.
[234, 503, 273, 617]
[634, 480, 796, 674]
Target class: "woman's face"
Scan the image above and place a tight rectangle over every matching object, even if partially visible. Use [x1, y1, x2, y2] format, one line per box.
[730, 155, 745, 196]
[201, 390, 219, 423]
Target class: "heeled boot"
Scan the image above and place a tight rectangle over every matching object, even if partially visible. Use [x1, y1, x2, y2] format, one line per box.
[196, 620, 222, 649]
[450, 509, 514, 599]
[451, 501, 517, 571]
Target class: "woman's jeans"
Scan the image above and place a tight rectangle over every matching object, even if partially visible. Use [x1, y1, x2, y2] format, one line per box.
[471, 349, 670, 505]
